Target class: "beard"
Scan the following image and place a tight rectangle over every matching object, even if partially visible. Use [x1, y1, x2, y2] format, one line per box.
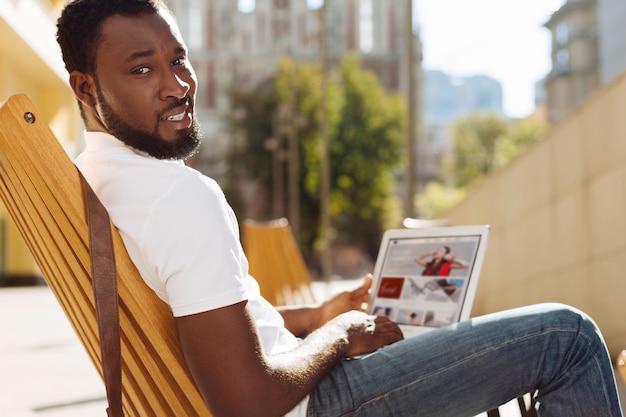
[95, 83, 201, 161]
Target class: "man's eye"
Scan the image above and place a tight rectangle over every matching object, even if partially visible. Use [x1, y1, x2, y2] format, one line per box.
[173, 58, 186, 66]
[132, 67, 151, 75]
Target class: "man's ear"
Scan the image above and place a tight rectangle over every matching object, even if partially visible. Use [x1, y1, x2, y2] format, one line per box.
[69, 71, 97, 108]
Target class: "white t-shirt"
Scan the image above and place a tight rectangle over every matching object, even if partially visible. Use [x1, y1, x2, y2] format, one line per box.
[75, 131, 308, 416]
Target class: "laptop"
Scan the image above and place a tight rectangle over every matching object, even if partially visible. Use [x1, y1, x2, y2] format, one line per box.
[368, 225, 490, 338]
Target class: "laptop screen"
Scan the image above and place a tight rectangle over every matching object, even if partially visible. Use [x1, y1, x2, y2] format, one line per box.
[369, 226, 489, 337]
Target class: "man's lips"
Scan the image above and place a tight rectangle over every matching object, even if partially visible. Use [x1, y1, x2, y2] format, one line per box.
[160, 99, 193, 127]
[163, 109, 187, 121]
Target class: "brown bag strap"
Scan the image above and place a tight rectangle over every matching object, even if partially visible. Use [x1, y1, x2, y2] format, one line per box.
[80, 171, 124, 417]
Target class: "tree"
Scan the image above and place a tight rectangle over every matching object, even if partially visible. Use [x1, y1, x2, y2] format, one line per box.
[328, 56, 404, 256]
[415, 182, 467, 220]
[225, 55, 405, 259]
[445, 112, 548, 189]
[494, 115, 548, 168]
[447, 113, 510, 188]
[418, 112, 548, 218]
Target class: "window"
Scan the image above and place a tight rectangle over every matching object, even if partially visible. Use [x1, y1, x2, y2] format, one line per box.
[359, 0, 373, 53]
[555, 22, 569, 45]
[238, 0, 255, 13]
[307, 0, 323, 9]
[555, 48, 569, 71]
[188, 0, 203, 50]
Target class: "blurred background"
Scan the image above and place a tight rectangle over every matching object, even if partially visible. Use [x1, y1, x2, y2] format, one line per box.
[1, 0, 625, 397]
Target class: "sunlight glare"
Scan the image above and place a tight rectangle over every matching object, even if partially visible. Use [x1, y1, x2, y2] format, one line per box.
[307, 0, 324, 10]
[238, 0, 255, 13]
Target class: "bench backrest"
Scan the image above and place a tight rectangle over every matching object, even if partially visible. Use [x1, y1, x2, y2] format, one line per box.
[0, 94, 211, 416]
[242, 218, 316, 306]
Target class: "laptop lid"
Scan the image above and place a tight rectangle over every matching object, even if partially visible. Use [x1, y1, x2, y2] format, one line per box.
[368, 225, 490, 338]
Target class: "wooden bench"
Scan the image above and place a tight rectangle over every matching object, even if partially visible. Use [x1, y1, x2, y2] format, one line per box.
[0, 94, 211, 416]
[242, 218, 316, 306]
[1, 94, 540, 416]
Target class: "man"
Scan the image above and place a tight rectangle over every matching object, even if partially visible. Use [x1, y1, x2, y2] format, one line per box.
[56, 1, 624, 416]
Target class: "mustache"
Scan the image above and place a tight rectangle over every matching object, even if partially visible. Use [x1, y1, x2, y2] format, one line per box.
[157, 96, 192, 118]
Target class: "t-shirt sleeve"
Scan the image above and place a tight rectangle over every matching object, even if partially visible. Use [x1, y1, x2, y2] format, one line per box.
[138, 173, 248, 317]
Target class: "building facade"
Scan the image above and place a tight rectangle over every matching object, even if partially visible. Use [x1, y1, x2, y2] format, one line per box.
[543, 0, 626, 124]
[543, 0, 599, 124]
[0, 0, 82, 284]
[415, 69, 505, 202]
[598, 0, 626, 85]
[165, 0, 423, 186]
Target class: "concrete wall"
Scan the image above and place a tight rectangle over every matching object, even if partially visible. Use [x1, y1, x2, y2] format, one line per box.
[446, 70, 626, 359]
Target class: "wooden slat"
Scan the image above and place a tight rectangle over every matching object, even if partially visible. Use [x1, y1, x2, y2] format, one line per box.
[0, 94, 211, 416]
[242, 218, 316, 306]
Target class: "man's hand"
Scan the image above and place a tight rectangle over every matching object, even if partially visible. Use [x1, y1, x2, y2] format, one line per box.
[318, 274, 373, 325]
[328, 310, 404, 357]
[176, 301, 403, 416]
[278, 275, 374, 336]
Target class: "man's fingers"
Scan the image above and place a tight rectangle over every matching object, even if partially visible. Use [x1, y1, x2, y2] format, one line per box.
[370, 317, 404, 342]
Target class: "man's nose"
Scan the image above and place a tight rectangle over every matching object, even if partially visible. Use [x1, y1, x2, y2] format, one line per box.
[161, 70, 190, 100]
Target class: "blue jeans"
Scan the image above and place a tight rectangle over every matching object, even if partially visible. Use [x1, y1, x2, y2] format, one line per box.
[307, 303, 623, 417]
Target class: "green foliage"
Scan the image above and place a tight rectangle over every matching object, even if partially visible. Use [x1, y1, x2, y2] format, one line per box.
[424, 112, 547, 217]
[445, 112, 547, 189]
[225, 55, 405, 258]
[448, 113, 510, 188]
[224, 80, 278, 191]
[330, 56, 405, 254]
[494, 116, 548, 168]
[415, 182, 467, 219]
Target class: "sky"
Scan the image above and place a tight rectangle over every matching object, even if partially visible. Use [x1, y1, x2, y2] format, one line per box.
[415, 0, 564, 117]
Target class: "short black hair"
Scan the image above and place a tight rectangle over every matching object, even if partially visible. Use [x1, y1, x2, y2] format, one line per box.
[56, 0, 169, 75]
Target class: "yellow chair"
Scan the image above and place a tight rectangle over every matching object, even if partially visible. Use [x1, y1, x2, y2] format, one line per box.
[0, 94, 543, 417]
[0, 94, 211, 416]
[242, 218, 316, 306]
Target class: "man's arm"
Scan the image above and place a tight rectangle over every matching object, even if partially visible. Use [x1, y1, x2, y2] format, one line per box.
[277, 275, 373, 336]
[176, 300, 402, 417]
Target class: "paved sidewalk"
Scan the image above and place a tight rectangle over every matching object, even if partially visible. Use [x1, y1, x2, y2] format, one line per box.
[0, 286, 105, 417]
[1, 285, 624, 416]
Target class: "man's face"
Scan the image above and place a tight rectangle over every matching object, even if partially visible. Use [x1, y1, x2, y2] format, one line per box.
[92, 9, 200, 160]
